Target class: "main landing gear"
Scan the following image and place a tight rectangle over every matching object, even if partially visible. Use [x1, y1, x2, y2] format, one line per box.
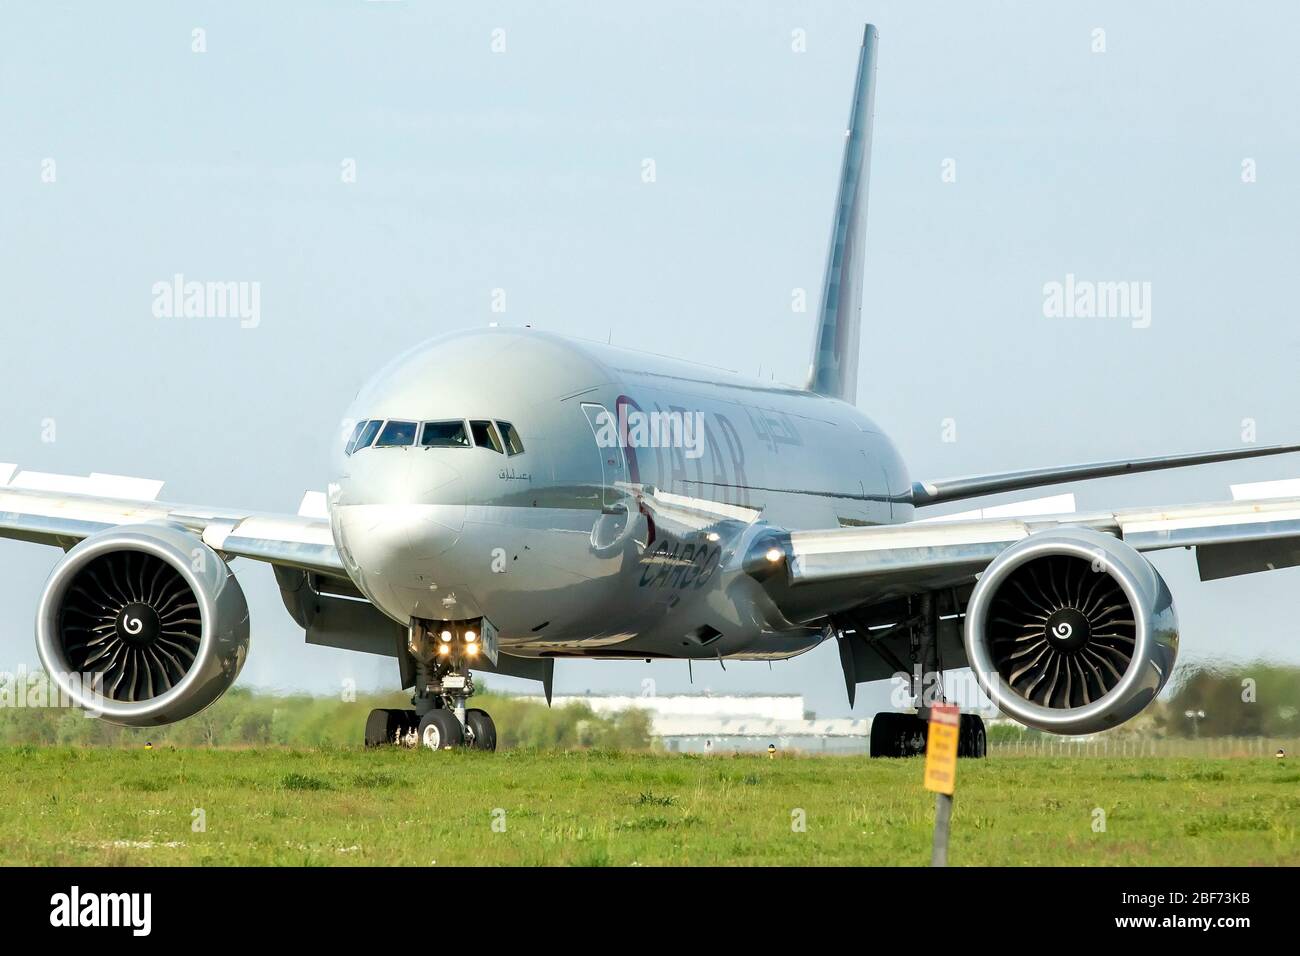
[861, 592, 988, 759]
[364, 619, 497, 752]
[869, 711, 987, 758]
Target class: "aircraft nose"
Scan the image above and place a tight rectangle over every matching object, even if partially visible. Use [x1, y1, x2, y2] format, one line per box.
[331, 455, 467, 592]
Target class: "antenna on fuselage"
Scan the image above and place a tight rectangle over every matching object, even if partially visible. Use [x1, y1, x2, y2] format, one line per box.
[806, 24, 878, 404]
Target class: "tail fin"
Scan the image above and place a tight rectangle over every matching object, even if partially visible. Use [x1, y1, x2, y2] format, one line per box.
[806, 24, 878, 403]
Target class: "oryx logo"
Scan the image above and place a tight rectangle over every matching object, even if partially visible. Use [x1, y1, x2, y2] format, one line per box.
[49, 886, 152, 936]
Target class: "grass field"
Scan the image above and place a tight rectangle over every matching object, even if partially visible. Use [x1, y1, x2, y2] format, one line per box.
[2, 747, 1296, 866]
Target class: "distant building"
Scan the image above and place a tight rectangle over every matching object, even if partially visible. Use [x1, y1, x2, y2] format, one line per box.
[531, 694, 871, 754]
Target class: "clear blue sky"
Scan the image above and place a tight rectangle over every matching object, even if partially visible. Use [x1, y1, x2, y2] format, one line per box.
[2, 1, 1298, 717]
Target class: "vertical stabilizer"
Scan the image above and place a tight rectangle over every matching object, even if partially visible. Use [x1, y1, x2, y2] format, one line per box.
[807, 24, 878, 402]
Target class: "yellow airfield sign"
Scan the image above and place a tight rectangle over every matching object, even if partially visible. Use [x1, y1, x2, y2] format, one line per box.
[923, 704, 960, 795]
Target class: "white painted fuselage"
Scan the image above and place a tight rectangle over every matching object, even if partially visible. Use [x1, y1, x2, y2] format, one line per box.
[329, 327, 912, 662]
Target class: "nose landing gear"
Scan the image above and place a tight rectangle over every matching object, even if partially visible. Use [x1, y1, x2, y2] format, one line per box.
[364, 619, 498, 752]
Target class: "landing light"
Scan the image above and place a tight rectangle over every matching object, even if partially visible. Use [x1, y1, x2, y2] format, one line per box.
[438, 644, 450, 656]
[466, 644, 479, 657]
[464, 629, 477, 643]
[765, 547, 783, 564]
[439, 630, 453, 643]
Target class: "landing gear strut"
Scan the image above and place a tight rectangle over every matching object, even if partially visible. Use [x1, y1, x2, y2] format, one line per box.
[363, 619, 498, 751]
[862, 592, 987, 758]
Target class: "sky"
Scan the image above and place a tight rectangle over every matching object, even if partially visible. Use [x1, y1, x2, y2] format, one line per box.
[1, 1, 1298, 719]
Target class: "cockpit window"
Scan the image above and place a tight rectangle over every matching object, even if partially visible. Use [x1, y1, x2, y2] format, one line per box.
[497, 421, 525, 456]
[344, 420, 368, 456]
[353, 419, 382, 453]
[376, 420, 418, 447]
[470, 420, 504, 454]
[421, 420, 470, 448]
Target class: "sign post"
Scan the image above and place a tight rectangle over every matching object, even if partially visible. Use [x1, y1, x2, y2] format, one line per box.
[923, 704, 960, 866]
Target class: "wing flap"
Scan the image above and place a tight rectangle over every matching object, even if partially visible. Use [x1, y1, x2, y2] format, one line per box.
[1196, 538, 1300, 581]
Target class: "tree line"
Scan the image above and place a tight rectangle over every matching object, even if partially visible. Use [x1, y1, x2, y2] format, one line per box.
[0, 680, 652, 750]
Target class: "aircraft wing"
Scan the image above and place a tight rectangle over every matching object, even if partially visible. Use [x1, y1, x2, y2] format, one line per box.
[761, 491, 1300, 625]
[910, 442, 1300, 505]
[0, 465, 343, 578]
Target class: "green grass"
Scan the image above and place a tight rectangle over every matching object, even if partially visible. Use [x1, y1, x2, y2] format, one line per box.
[0, 747, 1295, 866]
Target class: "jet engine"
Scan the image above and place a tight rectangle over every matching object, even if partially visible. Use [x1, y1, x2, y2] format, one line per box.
[35, 522, 249, 727]
[963, 528, 1177, 735]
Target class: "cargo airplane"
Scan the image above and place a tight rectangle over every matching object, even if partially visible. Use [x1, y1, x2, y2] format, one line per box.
[5, 25, 1300, 755]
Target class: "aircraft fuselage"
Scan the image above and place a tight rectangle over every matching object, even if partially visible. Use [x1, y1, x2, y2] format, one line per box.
[329, 327, 912, 661]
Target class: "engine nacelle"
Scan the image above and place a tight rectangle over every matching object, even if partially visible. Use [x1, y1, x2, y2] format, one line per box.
[36, 522, 249, 727]
[964, 528, 1177, 735]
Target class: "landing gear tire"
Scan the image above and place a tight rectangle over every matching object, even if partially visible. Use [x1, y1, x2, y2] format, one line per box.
[958, 714, 987, 759]
[869, 712, 929, 758]
[418, 709, 465, 751]
[870, 712, 895, 757]
[465, 709, 497, 751]
[365, 708, 412, 748]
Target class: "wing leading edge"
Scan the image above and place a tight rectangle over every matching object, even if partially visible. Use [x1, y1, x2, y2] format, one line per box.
[763, 493, 1300, 628]
[0, 467, 342, 577]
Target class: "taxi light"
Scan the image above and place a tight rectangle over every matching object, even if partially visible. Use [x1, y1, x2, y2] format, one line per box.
[439, 630, 453, 643]
[466, 644, 479, 657]
[464, 629, 477, 643]
[438, 644, 450, 656]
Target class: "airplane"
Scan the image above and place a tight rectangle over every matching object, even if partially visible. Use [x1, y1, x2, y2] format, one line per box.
[4, 23, 1300, 756]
